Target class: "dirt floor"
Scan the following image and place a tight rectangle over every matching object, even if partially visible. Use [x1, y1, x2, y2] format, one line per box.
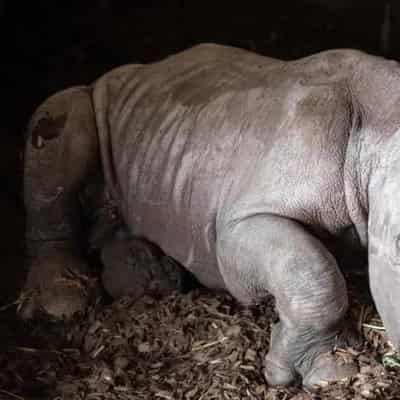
[2, 1, 400, 399]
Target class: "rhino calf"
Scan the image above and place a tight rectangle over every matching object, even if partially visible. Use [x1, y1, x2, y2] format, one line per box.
[20, 44, 400, 388]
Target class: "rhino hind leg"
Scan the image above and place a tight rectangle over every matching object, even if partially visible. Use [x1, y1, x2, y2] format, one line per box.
[217, 214, 360, 389]
[101, 236, 197, 300]
[20, 86, 100, 321]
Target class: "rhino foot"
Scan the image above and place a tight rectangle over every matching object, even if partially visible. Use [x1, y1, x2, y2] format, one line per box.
[263, 359, 297, 387]
[301, 322, 361, 389]
[263, 319, 361, 389]
[18, 248, 98, 321]
[264, 345, 358, 390]
[302, 351, 358, 390]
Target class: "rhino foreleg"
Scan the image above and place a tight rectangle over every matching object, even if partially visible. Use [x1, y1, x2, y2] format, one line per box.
[217, 214, 359, 389]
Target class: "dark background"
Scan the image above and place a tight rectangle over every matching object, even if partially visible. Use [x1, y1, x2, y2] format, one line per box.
[0, 0, 398, 305]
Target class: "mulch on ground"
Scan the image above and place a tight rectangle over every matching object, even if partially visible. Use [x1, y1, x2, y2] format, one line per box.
[1, 281, 399, 400]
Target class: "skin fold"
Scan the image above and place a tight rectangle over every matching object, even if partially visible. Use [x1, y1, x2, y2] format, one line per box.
[20, 43, 400, 388]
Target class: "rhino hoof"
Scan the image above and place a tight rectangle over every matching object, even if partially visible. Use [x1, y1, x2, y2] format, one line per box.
[19, 279, 90, 321]
[264, 358, 296, 387]
[18, 251, 97, 321]
[302, 351, 358, 390]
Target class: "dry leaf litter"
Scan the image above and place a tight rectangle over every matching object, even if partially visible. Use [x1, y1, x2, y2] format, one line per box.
[1, 279, 400, 400]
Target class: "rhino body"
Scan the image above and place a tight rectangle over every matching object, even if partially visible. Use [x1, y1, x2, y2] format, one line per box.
[22, 44, 400, 388]
[93, 45, 360, 289]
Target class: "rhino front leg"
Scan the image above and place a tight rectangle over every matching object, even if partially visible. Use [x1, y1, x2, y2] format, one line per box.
[217, 214, 359, 389]
[20, 86, 100, 320]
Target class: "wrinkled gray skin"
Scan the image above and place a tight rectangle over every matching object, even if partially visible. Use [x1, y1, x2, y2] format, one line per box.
[21, 44, 400, 389]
